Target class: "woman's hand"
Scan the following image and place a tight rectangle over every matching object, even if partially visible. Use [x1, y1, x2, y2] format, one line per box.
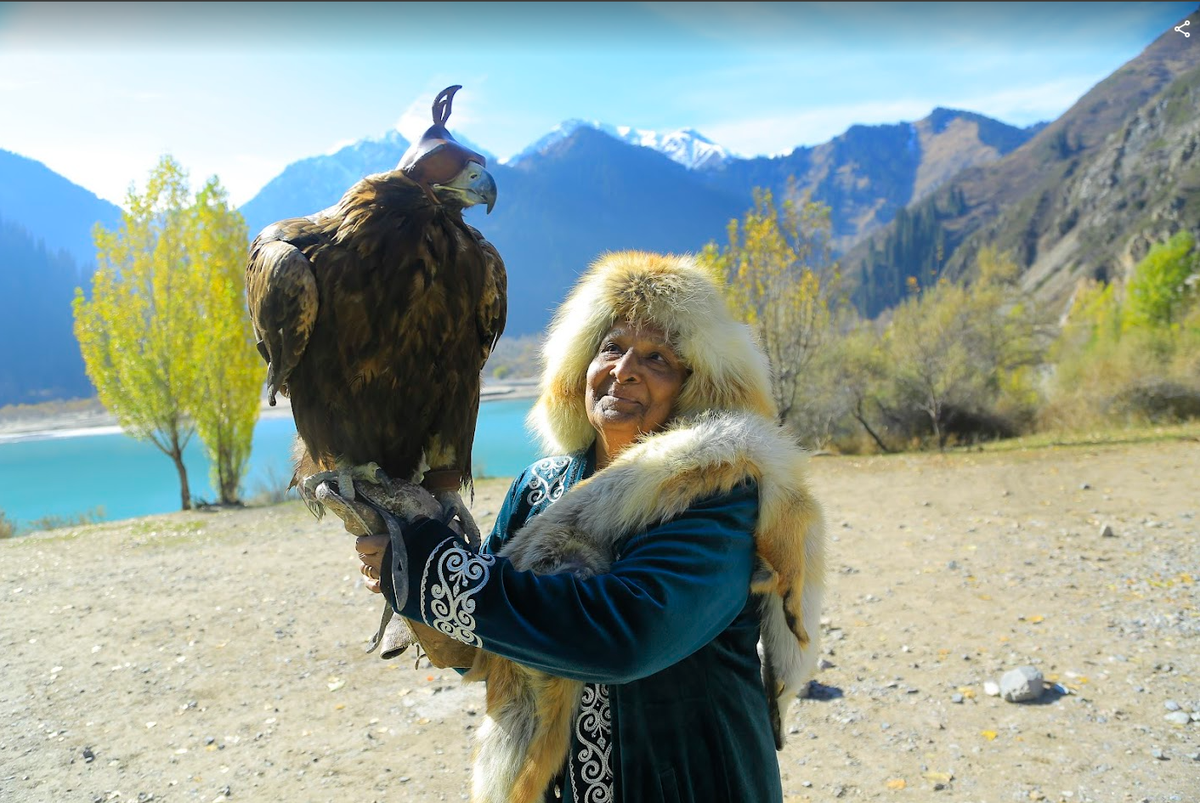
[355, 534, 389, 594]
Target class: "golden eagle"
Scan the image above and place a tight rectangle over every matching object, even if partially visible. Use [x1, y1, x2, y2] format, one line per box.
[245, 85, 506, 627]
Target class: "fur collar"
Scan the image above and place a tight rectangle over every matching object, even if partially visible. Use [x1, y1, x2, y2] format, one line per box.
[502, 409, 826, 738]
[467, 409, 826, 803]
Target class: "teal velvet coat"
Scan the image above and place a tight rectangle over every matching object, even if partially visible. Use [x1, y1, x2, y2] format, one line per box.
[387, 447, 783, 803]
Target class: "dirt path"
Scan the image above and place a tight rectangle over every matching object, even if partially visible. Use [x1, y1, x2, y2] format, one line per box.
[2, 434, 1197, 803]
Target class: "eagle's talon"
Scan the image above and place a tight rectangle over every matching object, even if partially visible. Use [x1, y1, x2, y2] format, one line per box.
[300, 462, 388, 511]
[337, 469, 355, 502]
[297, 472, 331, 519]
[302, 497, 325, 520]
[314, 482, 380, 536]
[432, 489, 481, 550]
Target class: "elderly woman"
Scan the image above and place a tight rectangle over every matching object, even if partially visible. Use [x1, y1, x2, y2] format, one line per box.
[347, 251, 826, 803]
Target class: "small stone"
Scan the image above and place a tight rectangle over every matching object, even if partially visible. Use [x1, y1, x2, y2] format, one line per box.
[1080, 483, 1091, 490]
[1151, 748, 1168, 760]
[1000, 666, 1045, 703]
[1164, 712, 1192, 725]
[1099, 523, 1115, 538]
[983, 680, 1001, 697]
[1164, 700, 1181, 711]
[951, 693, 964, 704]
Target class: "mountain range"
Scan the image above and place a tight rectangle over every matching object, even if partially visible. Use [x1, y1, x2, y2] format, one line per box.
[844, 10, 1200, 317]
[1, 9, 1197, 407]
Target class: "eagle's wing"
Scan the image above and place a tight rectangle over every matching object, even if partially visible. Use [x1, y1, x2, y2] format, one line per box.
[468, 224, 507, 364]
[245, 225, 320, 406]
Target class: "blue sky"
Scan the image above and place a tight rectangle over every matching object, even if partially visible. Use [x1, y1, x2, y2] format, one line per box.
[0, 1, 1195, 207]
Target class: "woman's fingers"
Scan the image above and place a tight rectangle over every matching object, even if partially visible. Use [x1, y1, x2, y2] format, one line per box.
[355, 534, 389, 571]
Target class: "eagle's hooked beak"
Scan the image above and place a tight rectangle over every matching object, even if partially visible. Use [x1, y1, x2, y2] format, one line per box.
[433, 161, 498, 214]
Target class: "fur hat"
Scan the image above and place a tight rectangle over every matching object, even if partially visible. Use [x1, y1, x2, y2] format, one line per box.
[527, 250, 777, 455]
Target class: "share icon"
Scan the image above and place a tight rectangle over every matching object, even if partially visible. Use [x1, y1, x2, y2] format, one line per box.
[1176, 20, 1191, 37]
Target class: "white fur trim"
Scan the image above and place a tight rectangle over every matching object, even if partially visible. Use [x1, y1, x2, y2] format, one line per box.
[528, 251, 777, 455]
[502, 409, 826, 742]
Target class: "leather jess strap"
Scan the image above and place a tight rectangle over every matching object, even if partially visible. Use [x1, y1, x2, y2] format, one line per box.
[421, 469, 462, 493]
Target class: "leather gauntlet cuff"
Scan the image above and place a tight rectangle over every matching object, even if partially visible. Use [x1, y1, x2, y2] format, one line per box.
[381, 533, 479, 670]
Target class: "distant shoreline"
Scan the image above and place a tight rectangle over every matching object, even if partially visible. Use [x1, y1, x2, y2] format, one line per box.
[0, 378, 540, 445]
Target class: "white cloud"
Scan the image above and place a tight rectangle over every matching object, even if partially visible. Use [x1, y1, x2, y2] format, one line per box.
[701, 99, 939, 156]
[942, 78, 1106, 125]
[395, 84, 482, 144]
[323, 138, 359, 156]
[395, 97, 433, 144]
[699, 76, 1102, 157]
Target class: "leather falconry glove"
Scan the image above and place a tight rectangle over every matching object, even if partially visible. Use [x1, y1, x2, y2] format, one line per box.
[315, 475, 481, 670]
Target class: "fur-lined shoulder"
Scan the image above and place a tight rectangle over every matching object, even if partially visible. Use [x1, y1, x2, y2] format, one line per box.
[504, 410, 825, 730]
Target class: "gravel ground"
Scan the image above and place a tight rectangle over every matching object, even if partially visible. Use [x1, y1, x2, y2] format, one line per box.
[1, 431, 1197, 803]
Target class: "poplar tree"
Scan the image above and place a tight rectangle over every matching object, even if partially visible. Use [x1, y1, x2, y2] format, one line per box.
[73, 155, 258, 509]
[186, 179, 258, 505]
[700, 182, 838, 426]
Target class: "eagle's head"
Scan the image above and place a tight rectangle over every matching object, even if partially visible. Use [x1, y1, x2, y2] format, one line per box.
[398, 85, 498, 214]
[430, 158, 497, 214]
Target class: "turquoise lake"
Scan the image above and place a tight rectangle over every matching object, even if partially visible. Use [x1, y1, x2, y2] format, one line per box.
[0, 396, 538, 529]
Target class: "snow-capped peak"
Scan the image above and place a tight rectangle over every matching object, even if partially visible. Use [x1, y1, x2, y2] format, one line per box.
[504, 120, 730, 170]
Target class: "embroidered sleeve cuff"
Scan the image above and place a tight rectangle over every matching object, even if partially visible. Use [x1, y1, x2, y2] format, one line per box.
[398, 518, 497, 649]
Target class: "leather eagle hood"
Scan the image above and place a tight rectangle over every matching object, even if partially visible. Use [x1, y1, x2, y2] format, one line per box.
[397, 84, 488, 189]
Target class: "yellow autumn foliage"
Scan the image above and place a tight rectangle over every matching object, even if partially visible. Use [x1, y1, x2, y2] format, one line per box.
[73, 155, 258, 508]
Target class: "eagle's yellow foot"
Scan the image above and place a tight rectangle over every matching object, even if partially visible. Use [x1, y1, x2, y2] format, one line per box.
[299, 462, 385, 518]
[432, 489, 481, 550]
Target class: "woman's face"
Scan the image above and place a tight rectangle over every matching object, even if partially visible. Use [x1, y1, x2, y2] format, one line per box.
[585, 321, 688, 457]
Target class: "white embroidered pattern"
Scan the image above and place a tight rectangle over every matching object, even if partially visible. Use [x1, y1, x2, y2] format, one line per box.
[420, 537, 495, 646]
[525, 457, 572, 507]
[571, 683, 613, 803]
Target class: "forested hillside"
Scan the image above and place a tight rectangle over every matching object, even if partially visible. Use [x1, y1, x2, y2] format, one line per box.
[0, 217, 93, 405]
[845, 10, 1200, 319]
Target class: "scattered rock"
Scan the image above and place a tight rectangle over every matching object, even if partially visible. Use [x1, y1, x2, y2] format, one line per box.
[1099, 523, 1115, 537]
[1000, 666, 1045, 703]
[5, 434, 1198, 803]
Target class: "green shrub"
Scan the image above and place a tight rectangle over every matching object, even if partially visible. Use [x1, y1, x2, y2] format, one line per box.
[246, 465, 297, 506]
[25, 507, 106, 533]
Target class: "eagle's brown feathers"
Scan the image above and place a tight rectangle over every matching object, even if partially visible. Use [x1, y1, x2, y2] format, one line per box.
[245, 166, 506, 494]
